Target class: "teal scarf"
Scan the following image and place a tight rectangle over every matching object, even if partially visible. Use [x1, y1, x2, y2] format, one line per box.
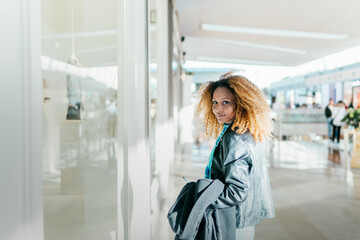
[204, 123, 230, 179]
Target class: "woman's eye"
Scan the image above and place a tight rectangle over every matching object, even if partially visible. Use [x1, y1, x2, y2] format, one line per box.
[223, 101, 229, 104]
[212, 101, 218, 105]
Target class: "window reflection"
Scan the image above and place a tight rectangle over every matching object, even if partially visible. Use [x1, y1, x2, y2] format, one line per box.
[42, 58, 119, 239]
[41, 0, 119, 238]
[149, 2, 158, 184]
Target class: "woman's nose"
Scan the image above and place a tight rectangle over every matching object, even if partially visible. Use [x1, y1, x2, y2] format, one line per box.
[214, 105, 223, 112]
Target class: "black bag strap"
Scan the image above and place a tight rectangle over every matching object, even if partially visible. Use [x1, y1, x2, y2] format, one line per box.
[180, 179, 224, 240]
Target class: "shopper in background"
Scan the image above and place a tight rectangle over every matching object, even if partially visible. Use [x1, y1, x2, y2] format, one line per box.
[325, 98, 334, 140]
[331, 100, 346, 144]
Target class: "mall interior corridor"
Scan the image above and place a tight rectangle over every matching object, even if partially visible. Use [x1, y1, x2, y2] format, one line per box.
[157, 140, 360, 240]
[3, 0, 360, 239]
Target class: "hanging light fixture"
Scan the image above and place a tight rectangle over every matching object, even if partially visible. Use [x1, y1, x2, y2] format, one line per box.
[68, 0, 80, 66]
[66, 0, 83, 120]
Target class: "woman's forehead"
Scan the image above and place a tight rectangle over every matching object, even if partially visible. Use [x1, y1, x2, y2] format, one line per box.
[212, 87, 235, 99]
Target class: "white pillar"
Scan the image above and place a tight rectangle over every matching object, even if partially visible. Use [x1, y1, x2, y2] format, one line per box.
[156, 0, 173, 200]
[117, 0, 151, 239]
[335, 81, 343, 102]
[0, 0, 43, 240]
[321, 83, 330, 108]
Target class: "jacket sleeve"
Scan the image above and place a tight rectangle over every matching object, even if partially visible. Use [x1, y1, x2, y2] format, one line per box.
[211, 137, 253, 209]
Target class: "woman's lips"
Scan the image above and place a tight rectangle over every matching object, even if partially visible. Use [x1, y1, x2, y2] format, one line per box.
[216, 115, 225, 118]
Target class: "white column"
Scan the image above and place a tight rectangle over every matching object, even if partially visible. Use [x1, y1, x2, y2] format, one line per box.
[0, 0, 43, 240]
[156, 0, 173, 199]
[321, 83, 330, 108]
[335, 81, 343, 102]
[117, 0, 151, 239]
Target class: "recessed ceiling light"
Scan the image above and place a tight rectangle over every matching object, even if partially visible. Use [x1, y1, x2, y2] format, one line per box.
[196, 56, 281, 66]
[184, 60, 245, 70]
[201, 24, 348, 40]
[214, 39, 306, 54]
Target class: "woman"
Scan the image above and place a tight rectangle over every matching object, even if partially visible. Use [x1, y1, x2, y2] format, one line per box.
[331, 100, 346, 143]
[195, 72, 275, 239]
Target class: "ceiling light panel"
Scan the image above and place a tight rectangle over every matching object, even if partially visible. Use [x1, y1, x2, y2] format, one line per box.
[201, 24, 348, 40]
[214, 39, 307, 54]
[196, 56, 281, 66]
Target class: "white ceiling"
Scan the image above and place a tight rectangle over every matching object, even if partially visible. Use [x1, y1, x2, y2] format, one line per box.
[177, 0, 360, 66]
[42, 0, 360, 69]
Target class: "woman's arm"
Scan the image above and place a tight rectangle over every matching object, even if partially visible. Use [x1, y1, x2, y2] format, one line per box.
[211, 138, 253, 208]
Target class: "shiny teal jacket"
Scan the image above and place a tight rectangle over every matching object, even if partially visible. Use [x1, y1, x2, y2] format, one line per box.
[210, 126, 275, 228]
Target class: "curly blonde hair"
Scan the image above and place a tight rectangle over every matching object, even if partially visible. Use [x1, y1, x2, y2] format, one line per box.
[194, 72, 273, 142]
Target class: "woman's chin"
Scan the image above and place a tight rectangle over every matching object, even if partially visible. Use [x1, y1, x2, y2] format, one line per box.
[217, 118, 226, 124]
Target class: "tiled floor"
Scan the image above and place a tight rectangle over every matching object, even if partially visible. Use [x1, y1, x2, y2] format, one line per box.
[159, 140, 360, 240]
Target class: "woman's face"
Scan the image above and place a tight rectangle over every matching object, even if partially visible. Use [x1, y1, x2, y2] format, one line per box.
[212, 87, 236, 124]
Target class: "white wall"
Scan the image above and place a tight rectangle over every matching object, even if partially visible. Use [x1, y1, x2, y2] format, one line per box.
[154, 0, 173, 201]
[0, 0, 43, 240]
[183, 75, 193, 106]
[335, 81, 343, 103]
[321, 83, 330, 108]
[117, 0, 151, 239]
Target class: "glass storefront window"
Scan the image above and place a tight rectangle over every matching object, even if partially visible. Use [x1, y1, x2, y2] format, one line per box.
[149, 0, 158, 190]
[42, 0, 119, 239]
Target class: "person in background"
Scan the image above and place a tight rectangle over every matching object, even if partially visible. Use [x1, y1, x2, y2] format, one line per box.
[194, 72, 275, 240]
[331, 100, 346, 144]
[324, 98, 334, 140]
[271, 96, 286, 110]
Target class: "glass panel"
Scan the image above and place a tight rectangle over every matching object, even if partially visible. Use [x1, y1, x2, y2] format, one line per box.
[149, 0, 158, 185]
[41, 0, 119, 239]
[148, 1, 160, 236]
